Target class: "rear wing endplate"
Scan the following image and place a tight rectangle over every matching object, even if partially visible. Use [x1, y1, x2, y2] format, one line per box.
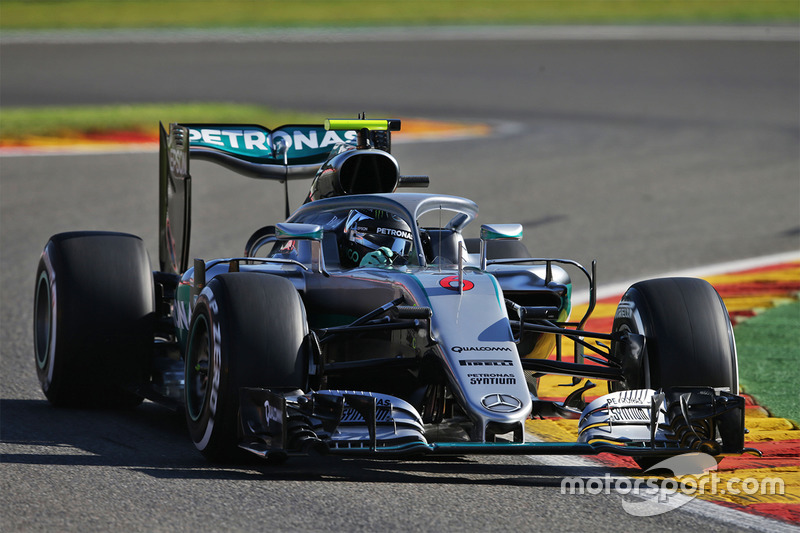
[158, 121, 358, 274]
[159, 123, 191, 275]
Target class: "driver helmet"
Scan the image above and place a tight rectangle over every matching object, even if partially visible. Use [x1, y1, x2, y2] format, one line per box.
[340, 209, 414, 267]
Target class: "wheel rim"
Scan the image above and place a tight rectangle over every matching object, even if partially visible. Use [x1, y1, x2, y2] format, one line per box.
[186, 314, 211, 422]
[34, 271, 52, 370]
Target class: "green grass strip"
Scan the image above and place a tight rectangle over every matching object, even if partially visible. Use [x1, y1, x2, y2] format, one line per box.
[0, 103, 334, 140]
[2, 0, 798, 30]
[737, 300, 800, 424]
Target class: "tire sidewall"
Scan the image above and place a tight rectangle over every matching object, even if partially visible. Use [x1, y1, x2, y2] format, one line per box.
[611, 288, 650, 391]
[184, 273, 308, 461]
[34, 253, 59, 399]
[185, 290, 233, 455]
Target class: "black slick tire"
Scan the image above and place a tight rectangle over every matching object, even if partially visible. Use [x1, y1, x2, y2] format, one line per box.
[611, 277, 738, 393]
[611, 277, 740, 468]
[184, 273, 308, 462]
[34, 231, 154, 407]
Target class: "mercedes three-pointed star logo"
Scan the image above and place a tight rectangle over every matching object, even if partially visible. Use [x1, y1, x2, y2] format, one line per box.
[480, 393, 523, 413]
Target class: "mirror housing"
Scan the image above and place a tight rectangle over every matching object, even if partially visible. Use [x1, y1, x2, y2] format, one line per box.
[275, 223, 324, 242]
[479, 224, 523, 269]
[275, 223, 327, 275]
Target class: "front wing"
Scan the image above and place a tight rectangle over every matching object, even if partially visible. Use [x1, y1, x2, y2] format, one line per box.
[238, 386, 747, 461]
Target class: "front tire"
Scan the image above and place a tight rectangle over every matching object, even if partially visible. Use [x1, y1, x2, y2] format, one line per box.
[34, 231, 154, 407]
[611, 277, 738, 393]
[185, 273, 308, 462]
[611, 278, 740, 468]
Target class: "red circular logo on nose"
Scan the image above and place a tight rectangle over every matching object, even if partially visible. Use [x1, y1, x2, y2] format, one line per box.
[439, 275, 474, 291]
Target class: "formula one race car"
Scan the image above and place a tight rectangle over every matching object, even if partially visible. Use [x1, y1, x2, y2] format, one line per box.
[34, 117, 748, 467]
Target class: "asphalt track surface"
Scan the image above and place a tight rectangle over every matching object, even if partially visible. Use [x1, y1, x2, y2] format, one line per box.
[1, 28, 799, 532]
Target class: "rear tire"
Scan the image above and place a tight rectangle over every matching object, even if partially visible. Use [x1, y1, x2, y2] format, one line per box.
[185, 273, 308, 462]
[34, 231, 154, 407]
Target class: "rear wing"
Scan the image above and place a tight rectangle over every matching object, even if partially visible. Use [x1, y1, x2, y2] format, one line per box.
[158, 119, 404, 274]
[180, 123, 358, 180]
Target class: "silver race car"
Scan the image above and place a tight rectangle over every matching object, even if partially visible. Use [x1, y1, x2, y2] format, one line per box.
[34, 117, 747, 467]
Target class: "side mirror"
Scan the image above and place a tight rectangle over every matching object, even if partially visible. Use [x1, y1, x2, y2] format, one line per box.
[275, 223, 324, 242]
[275, 223, 327, 275]
[479, 224, 523, 269]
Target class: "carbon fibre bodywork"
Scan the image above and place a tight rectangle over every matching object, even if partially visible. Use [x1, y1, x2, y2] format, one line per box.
[173, 192, 569, 443]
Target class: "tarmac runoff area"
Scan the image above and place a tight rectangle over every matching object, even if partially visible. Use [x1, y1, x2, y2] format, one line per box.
[531, 253, 800, 525]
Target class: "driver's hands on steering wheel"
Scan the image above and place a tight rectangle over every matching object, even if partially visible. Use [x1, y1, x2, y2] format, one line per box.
[360, 246, 396, 267]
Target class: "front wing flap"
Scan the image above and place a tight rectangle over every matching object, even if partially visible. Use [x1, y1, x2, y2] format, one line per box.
[578, 386, 746, 454]
[239, 388, 429, 459]
[238, 386, 748, 461]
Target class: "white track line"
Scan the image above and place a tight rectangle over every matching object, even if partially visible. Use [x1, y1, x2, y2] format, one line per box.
[580, 250, 800, 304]
[2, 25, 798, 45]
